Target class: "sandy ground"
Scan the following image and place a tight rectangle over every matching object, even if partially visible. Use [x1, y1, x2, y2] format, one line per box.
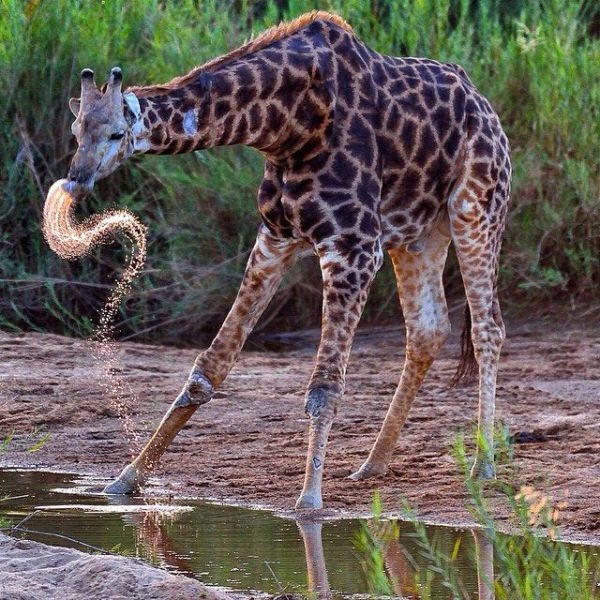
[1, 323, 599, 551]
[0, 532, 236, 600]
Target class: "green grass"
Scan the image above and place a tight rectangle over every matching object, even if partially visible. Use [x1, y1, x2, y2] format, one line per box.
[355, 430, 600, 599]
[0, 0, 598, 342]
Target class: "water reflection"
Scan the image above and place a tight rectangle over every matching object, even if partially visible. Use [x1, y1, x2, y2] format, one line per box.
[107, 494, 197, 578]
[109, 488, 495, 599]
[473, 528, 494, 600]
[297, 517, 494, 599]
[298, 521, 331, 599]
[0, 469, 497, 598]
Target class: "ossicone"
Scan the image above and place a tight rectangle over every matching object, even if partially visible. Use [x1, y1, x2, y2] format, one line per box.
[109, 67, 123, 85]
[79, 68, 97, 106]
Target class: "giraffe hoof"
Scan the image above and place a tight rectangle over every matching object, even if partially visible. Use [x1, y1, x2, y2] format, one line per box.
[349, 461, 388, 480]
[295, 493, 323, 510]
[102, 464, 140, 495]
[103, 479, 135, 495]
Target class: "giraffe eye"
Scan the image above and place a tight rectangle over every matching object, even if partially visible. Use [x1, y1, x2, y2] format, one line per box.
[109, 131, 125, 141]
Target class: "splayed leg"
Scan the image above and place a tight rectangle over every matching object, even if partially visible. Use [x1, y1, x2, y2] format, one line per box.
[104, 225, 301, 494]
[296, 238, 381, 509]
[103, 370, 213, 494]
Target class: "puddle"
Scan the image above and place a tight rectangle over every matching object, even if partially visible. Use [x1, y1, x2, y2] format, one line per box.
[1, 469, 597, 598]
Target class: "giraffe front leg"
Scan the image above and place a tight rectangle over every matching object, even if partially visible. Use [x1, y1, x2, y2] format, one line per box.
[103, 225, 301, 494]
[296, 384, 340, 509]
[103, 370, 213, 494]
[296, 239, 381, 510]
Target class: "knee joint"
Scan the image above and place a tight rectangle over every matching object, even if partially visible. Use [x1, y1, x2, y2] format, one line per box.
[408, 321, 451, 359]
[174, 369, 214, 409]
[304, 386, 339, 419]
[472, 322, 504, 348]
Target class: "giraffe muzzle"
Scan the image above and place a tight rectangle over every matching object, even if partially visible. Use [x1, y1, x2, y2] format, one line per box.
[67, 166, 96, 191]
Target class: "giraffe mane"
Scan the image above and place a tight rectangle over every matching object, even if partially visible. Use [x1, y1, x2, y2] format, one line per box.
[202, 11, 352, 72]
[129, 11, 352, 98]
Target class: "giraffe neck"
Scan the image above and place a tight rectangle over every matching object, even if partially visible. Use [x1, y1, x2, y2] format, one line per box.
[129, 43, 331, 164]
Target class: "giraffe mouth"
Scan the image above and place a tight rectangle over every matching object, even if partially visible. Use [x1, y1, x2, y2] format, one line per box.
[66, 167, 98, 192]
[66, 178, 94, 195]
[72, 178, 96, 192]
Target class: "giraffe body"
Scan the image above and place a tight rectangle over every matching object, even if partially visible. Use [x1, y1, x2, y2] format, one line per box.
[67, 12, 510, 508]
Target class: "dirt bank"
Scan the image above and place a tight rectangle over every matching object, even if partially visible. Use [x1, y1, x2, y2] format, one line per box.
[1, 324, 599, 545]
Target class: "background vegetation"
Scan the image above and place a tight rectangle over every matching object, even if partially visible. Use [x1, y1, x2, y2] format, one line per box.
[1, 0, 598, 345]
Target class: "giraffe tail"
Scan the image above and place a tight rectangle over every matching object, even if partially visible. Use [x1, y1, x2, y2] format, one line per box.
[452, 302, 477, 386]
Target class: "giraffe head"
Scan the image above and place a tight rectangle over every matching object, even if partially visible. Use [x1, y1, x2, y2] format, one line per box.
[68, 67, 142, 190]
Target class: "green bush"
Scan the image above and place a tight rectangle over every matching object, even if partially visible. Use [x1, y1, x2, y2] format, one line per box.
[356, 431, 600, 598]
[1, 0, 598, 342]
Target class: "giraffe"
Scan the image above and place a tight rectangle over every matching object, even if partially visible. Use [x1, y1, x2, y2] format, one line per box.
[66, 11, 511, 509]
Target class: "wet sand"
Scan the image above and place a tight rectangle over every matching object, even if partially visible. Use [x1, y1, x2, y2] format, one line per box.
[1, 324, 599, 545]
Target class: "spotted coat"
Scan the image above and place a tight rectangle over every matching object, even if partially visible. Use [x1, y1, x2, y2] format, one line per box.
[68, 11, 511, 509]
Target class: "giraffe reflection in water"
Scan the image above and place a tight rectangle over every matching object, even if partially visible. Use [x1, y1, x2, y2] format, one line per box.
[110, 494, 494, 599]
[298, 520, 494, 599]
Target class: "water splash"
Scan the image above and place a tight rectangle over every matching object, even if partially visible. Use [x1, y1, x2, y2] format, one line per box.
[43, 178, 148, 458]
[43, 178, 147, 333]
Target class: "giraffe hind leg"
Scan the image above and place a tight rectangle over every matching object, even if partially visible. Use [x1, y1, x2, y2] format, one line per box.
[351, 220, 451, 479]
[449, 156, 509, 480]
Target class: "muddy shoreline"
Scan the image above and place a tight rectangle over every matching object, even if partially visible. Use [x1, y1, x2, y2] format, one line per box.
[1, 326, 599, 546]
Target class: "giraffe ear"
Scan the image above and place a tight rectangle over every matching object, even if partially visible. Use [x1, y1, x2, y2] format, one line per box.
[123, 92, 141, 126]
[69, 97, 81, 116]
